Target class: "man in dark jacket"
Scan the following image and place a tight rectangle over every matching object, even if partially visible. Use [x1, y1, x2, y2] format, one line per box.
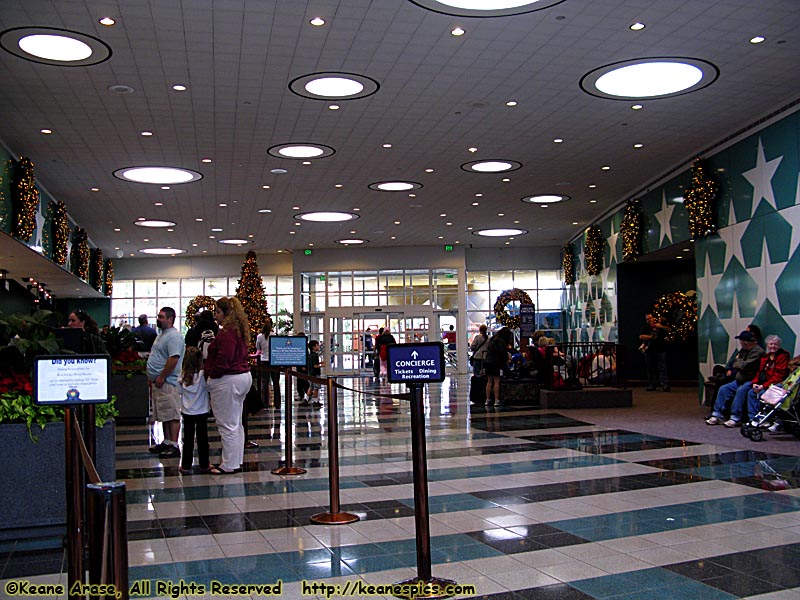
[706, 330, 765, 425]
[185, 309, 219, 349]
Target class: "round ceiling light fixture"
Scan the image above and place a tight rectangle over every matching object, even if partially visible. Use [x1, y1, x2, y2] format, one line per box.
[113, 166, 202, 185]
[296, 212, 360, 223]
[267, 143, 335, 159]
[473, 228, 528, 237]
[139, 247, 186, 255]
[521, 194, 570, 204]
[580, 57, 718, 100]
[408, 0, 565, 17]
[218, 239, 250, 245]
[368, 181, 423, 192]
[133, 220, 177, 228]
[289, 71, 379, 100]
[1, 27, 111, 66]
[461, 159, 522, 173]
[336, 238, 368, 245]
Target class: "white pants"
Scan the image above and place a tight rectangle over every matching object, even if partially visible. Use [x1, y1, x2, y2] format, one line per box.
[207, 371, 252, 471]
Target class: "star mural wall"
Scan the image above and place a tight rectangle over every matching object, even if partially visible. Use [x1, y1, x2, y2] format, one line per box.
[565, 108, 800, 392]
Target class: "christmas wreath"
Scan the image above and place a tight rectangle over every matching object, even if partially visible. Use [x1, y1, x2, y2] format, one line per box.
[493, 288, 533, 329]
[651, 291, 697, 343]
[185, 295, 217, 329]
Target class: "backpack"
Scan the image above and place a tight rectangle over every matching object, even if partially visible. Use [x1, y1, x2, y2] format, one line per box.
[198, 329, 215, 359]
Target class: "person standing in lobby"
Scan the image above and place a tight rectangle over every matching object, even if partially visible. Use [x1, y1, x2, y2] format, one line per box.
[131, 313, 158, 352]
[146, 307, 185, 458]
[639, 313, 671, 391]
[204, 297, 253, 474]
[255, 318, 281, 409]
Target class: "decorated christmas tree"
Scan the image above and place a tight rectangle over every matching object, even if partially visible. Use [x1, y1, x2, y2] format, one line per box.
[683, 158, 717, 240]
[235, 251, 269, 351]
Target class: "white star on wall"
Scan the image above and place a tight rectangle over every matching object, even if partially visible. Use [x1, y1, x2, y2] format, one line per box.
[607, 222, 619, 265]
[716, 219, 748, 271]
[742, 137, 783, 212]
[653, 190, 675, 247]
[700, 252, 724, 312]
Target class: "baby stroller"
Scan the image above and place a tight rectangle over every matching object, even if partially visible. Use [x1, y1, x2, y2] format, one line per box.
[741, 366, 800, 442]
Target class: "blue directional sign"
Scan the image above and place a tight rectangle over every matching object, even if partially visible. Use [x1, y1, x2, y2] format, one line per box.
[269, 335, 308, 367]
[387, 342, 445, 383]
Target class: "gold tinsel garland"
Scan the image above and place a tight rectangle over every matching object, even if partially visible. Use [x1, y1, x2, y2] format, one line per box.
[104, 259, 114, 296]
[562, 243, 575, 285]
[70, 227, 89, 280]
[621, 200, 643, 262]
[185, 295, 217, 329]
[584, 225, 604, 275]
[13, 156, 40, 242]
[52, 201, 69, 265]
[684, 158, 717, 240]
[90, 248, 103, 291]
[651, 291, 697, 343]
[493, 288, 533, 329]
[236, 250, 269, 350]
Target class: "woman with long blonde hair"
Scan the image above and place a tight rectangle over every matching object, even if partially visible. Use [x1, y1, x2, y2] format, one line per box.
[204, 297, 252, 474]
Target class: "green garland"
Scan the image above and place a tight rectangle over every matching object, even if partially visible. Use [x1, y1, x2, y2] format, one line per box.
[13, 156, 39, 242]
[620, 200, 642, 262]
[651, 291, 697, 343]
[51, 201, 69, 266]
[185, 295, 217, 328]
[684, 158, 717, 240]
[70, 227, 89, 280]
[562, 243, 575, 285]
[584, 225, 604, 275]
[104, 259, 114, 296]
[493, 288, 533, 329]
[90, 248, 103, 291]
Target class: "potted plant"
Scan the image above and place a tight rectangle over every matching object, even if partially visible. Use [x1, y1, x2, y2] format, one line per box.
[102, 325, 150, 423]
[0, 309, 117, 540]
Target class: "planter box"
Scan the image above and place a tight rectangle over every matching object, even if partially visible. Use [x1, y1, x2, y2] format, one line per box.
[111, 370, 150, 423]
[0, 420, 116, 541]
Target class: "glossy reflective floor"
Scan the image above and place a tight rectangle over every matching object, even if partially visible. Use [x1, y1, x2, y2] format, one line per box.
[4, 376, 800, 599]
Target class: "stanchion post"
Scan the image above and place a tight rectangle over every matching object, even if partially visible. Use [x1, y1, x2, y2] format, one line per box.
[393, 383, 456, 600]
[272, 368, 306, 475]
[65, 407, 84, 588]
[87, 482, 129, 600]
[311, 377, 359, 525]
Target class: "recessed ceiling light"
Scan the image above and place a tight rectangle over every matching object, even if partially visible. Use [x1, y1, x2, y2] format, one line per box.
[497, 213, 505, 217]
[750, 36, 765, 44]
[114, 166, 202, 185]
[195, 218, 203, 221]
[468, 147, 478, 153]
[461, 160, 521, 173]
[630, 22, 645, 30]
[683, 248, 690, 252]
[409, 194, 416, 198]
[502, 178, 510, 182]
[369, 181, 423, 192]
[296, 211, 359, 222]
[2, 28, 111, 65]
[572, 221, 578, 225]
[589, 199, 598, 203]
[394, 221, 401, 225]
[446, 222, 453, 226]
[337, 238, 368, 245]
[139, 247, 186, 255]
[133, 220, 176, 228]
[589, 184, 597, 188]
[425, 168, 434, 173]
[201, 158, 212, 163]
[267, 143, 335, 159]
[540, 204, 548, 208]
[475, 193, 483, 197]
[211, 228, 223, 232]
[633, 143, 644, 148]
[474, 228, 528, 237]
[289, 231, 296, 235]
[154, 202, 163, 206]
[553, 138, 563, 143]
[270, 168, 288, 174]
[302, 161, 311, 165]
[90, 187, 99, 192]
[40, 128, 52, 134]
[582, 58, 718, 99]
[472, 202, 479, 206]
[262, 185, 270, 189]
[411, 0, 561, 17]
[631, 104, 643, 110]
[161, 186, 170, 190]
[141, 131, 153, 136]
[335, 184, 343, 188]
[248, 234, 254, 238]
[290, 72, 379, 100]
[113, 228, 120, 232]
[192, 243, 198, 247]
[391, 236, 397, 240]
[172, 84, 187, 91]
[451, 27, 465, 36]
[506, 101, 517, 106]
[258, 209, 272, 213]
[328, 104, 340, 110]
[382, 143, 392, 148]
[218, 239, 250, 245]
[98, 17, 116, 26]
[522, 194, 570, 204]
[292, 206, 301, 210]
[601, 166, 611, 170]
[310, 17, 325, 26]
[353, 207, 360, 211]
[219, 203, 227, 207]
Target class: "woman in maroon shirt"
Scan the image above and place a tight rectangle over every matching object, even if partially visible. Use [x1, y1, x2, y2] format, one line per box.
[205, 297, 252, 474]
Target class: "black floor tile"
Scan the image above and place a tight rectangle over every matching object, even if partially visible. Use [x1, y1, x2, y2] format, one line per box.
[202, 513, 259, 534]
[663, 559, 736, 580]
[701, 572, 782, 596]
[749, 566, 800, 588]
[532, 532, 589, 549]
[513, 583, 596, 599]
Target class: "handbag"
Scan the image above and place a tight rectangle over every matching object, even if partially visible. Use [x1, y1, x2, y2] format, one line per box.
[245, 384, 264, 414]
[760, 385, 789, 406]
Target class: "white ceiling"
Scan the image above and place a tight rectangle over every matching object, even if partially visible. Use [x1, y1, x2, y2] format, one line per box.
[1, 0, 799, 260]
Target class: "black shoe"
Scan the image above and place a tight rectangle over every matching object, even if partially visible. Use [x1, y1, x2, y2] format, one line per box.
[662, 386, 671, 392]
[158, 445, 181, 458]
[148, 442, 168, 453]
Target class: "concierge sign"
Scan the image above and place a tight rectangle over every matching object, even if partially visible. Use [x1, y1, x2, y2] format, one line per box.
[387, 342, 445, 384]
[269, 335, 308, 367]
[33, 354, 111, 406]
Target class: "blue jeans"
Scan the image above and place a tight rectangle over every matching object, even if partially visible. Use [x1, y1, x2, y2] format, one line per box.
[712, 380, 752, 422]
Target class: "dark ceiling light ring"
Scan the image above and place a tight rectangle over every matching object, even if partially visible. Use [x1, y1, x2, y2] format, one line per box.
[368, 181, 423, 192]
[267, 143, 336, 160]
[580, 57, 719, 101]
[407, 0, 566, 17]
[289, 71, 380, 101]
[112, 166, 203, 185]
[0, 27, 111, 66]
[461, 159, 522, 173]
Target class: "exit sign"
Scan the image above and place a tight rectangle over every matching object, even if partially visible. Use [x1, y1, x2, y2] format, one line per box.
[444, 245, 453, 252]
[304, 249, 312, 256]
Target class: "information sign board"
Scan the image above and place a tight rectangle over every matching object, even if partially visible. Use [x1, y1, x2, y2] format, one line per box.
[269, 335, 308, 367]
[519, 303, 536, 339]
[387, 342, 445, 383]
[33, 354, 111, 405]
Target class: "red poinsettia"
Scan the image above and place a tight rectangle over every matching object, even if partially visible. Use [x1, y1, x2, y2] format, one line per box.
[0, 372, 33, 395]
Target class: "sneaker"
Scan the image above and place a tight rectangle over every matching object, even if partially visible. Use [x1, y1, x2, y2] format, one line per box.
[311, 401, 322, 408]
[768, 422, 783, 433]
[723, 419, 739, 428]
[485, 399, 495, 406]
[158, 445, 181, 458]
[148, 442, 168, 454]
[705, 416, 721, 425]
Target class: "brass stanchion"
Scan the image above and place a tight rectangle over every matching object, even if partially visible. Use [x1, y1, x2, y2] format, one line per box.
[311, 378, 359, 525]
[65, 407, 84, 588]
[87, 482, 129, 600]
[272, 368, 306, 475]
[394, 383, 456, 600]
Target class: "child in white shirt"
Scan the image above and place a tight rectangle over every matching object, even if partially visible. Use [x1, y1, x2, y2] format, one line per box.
[179, 347, 210, 474]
